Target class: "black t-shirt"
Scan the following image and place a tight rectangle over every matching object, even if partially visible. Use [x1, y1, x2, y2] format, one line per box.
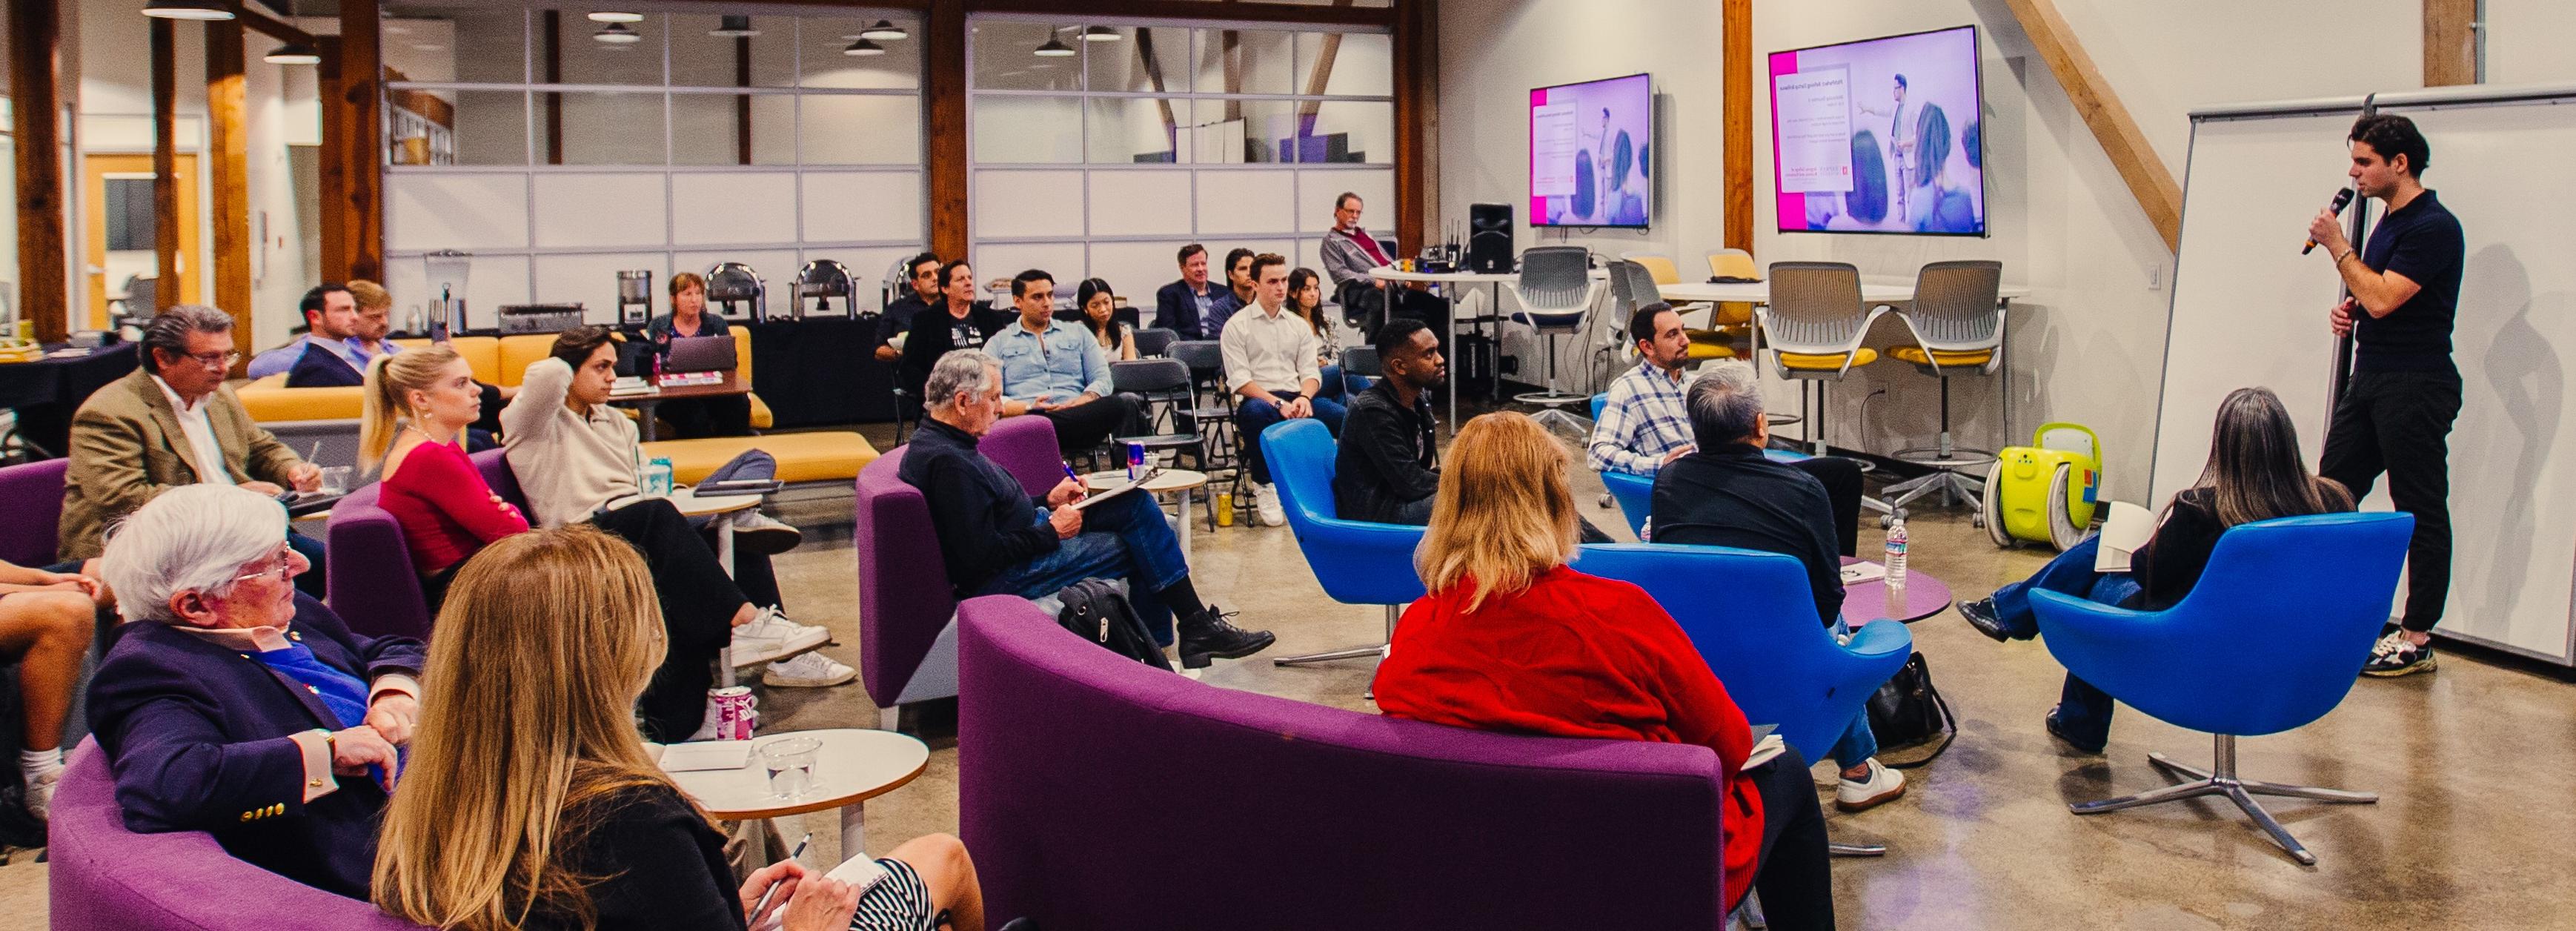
[2353, 190, 2465, 374]
[525, 783, 745, 931]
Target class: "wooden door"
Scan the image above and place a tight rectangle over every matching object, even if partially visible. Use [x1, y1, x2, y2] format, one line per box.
[82, 153, 202, 329]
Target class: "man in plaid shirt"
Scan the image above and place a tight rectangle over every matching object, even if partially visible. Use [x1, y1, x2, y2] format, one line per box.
[1587, 303, 1866, 555]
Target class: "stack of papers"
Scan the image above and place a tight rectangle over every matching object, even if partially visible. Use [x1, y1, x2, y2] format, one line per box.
[1839, 562, 1887, 585]
[656, 741, 752, 772]
[2094, 501, 2155, 573]
[657, 371, 726, 388]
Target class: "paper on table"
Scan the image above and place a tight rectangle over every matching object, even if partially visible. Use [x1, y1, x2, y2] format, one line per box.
[1066, 468, 1161, 511]
[657, 741, 753, 772]
[1839, 561, 1887, 585]
[2094, 501, 2155, 573]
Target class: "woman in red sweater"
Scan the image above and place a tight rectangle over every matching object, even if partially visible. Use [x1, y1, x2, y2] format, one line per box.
[1374, 412, 1835, 929]
[357, 345, 531, 612]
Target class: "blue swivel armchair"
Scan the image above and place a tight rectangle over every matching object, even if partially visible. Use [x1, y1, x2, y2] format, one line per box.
[1586, 393, 1814, 539]
[1576, 542, 1911, 856]
[2031, 511, 2414, 865]
[1259, 418, 1431, 668]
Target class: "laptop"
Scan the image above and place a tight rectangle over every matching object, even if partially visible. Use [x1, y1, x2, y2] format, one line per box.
[664, 334, 739, 374]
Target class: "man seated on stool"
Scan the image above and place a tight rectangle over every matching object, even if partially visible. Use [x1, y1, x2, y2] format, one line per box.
[1224, 254, 1349, 528]
[1588, 302, 1864, 555]
[1651, 362, 1907, 814]
[1333, 319, 1445, 525]
[989, 268, 1141, 457]
[904, 349, 1274, 666]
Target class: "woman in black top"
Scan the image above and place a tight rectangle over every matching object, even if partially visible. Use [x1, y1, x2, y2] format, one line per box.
[899, 260, 1005, 402]
[645, 272, 754, 438]
[1958, 388, 2354, 752]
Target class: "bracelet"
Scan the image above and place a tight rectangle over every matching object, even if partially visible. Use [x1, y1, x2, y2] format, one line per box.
[2334, 248, 2357, 264]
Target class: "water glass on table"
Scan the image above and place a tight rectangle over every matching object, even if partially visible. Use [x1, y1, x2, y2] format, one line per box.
[759, 737, 822, 801]
[318, 466, 353, 496]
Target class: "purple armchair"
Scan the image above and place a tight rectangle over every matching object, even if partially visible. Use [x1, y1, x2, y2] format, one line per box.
[855, 415, 1060, 726]
[47, 738, 429, 931]
[0, 458, 70, 567]
[324, 449, 526, 640]
[957, 595, 1732, 930]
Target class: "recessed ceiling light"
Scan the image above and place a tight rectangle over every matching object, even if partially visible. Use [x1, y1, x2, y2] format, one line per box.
[843, 38, 884, 57]
[587, 11, 643, 24]
[411, 44, 448, 52]
[594, 22, 643, 44]
[141, 0, 234, 21]
[858, 19, 907, 41]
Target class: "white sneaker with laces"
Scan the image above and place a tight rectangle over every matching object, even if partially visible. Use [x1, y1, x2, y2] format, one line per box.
[763, 651, 857, 688]
[2369, 631, 2406, 657]
[1252, 482, 1287, 527]
[1835, 758, 1908, 812]
[23, 769, 60, 823]
[731, 606, 829, 666]
[730, 511, 803, 555]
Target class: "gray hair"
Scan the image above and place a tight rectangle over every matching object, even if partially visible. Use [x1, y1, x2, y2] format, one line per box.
[924, 349, 999, 412]
[98, 484, 289, 623]
[1685, 360, 1766, 448]
[141, 305, 234, 373]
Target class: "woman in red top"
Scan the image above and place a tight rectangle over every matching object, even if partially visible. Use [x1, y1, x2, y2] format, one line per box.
[358, 345, 531, 612]
[1374, 412, 1835, 930]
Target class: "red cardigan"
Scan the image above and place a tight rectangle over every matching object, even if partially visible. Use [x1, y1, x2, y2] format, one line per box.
[378, 439, 529, 575]
[1374, 565, 1765, 909]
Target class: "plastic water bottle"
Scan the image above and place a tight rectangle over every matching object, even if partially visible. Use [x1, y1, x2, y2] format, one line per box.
[644, 457, 674, 498]
[1884, 517, 1909, 588]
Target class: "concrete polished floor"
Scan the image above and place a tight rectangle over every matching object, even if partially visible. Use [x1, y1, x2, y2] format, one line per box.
[4, 425, 2572, 929]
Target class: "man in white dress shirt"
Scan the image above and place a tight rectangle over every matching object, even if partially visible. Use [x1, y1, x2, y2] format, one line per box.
[1220, 254, 1346, 526]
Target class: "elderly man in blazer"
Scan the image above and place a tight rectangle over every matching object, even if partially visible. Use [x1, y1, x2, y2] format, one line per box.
[87, 484, 422, 898]
[59, 306, 322, 592]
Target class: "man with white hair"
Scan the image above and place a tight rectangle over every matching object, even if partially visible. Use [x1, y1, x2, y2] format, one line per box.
[1651, 361, 1906, 815]
[901, 349, 1273, 666]
[86, 484, 423, 898]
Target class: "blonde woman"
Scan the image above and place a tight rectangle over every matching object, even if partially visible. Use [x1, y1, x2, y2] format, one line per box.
[359, 346, 529, 611]
[1371, 412, 1834, 930]
[372, 526, 986, 931]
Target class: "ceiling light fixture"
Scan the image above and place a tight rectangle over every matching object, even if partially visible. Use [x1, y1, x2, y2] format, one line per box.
[709, 15, 758, 38]
[858, 20, 908, 41]
[1033, 36, 1076, 58]
[141, 0, 234, 21]
[594, 21, 643, 44]
[1080, 26, 1122, 42]
[843, 38, 885, 57]
[264, 41, 322, 64]
[587, 11, 643, 24]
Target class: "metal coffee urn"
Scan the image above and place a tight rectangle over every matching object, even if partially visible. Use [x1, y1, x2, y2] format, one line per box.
[704, 262, 767, 324]
[617, 270, 654, 325]
[795, 259, 858, 319]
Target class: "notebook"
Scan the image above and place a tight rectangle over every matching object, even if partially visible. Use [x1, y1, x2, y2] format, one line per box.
[2093, 501, 2156, 573]
[1745, 723, 1787, 769]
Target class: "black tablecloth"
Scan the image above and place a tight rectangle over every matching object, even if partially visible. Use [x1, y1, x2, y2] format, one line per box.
[1, 343, 140, 457]
[743, 317, 895, 427]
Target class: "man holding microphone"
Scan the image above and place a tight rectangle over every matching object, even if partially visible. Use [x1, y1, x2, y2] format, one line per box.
[2305, 113, 2463, 677]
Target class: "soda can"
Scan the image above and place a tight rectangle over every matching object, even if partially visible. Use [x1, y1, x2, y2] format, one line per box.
[1127, 442, 1146, 482]
[1215, 492, 1234, 527]
[710, 686, 757, 741]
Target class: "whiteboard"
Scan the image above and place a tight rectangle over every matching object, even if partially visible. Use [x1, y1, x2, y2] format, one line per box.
[2152, 87, 2576, 664]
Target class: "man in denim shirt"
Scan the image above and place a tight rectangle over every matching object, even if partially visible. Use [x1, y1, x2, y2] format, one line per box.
[989, 268, 1139, 455]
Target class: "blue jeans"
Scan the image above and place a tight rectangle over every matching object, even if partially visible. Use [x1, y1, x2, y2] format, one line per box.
[686, 448, 783, 609]
[974, 491, 1192, 645]
[1237, 389, 1347, 484]
[1825, 619, 1876, 770]
[1986, 534, 2138, 752]
[1316, 364, 1374, 402]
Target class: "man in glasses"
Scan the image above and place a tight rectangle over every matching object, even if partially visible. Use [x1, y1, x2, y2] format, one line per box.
[61, 305, 327, 596]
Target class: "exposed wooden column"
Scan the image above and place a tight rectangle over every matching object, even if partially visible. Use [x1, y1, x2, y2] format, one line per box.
[542, 10, 563, 165]
[1392, 0, 1435, 255]
[208, 19, 254, 348]
[1722, 0, 1752, 253]
[737, 36, 755, 165]
[926, 0, 969, 259]
[340, 0, 388, 281]
[2424, 0, 2477, 86]
[153, 19, 185, 311]
[9, 0, 70, 342]
[1999, 0, 2182, 251]
[317, 36, 350, 282]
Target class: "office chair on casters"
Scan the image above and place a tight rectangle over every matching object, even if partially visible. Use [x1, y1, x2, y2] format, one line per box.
[1760, 262, 1901, 525]
[2031, 512, 2414, 866]
[1507, 246, 1607, 437]
[1882, 261, 2005, 514]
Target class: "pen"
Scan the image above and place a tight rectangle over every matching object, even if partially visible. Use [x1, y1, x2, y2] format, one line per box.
[1059, 460, 1089, 500]
[748, 832, 814, 921]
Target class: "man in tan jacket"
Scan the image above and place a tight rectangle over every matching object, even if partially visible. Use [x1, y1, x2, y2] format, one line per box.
[59, 306, 322, 594]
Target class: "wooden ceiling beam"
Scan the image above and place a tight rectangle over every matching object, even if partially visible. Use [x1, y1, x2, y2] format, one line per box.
[226, 1, 319, 47]
[1999, 0, 2182, 251]
[2423, 0, 2477, 87]
[966, 0, 1392, 29]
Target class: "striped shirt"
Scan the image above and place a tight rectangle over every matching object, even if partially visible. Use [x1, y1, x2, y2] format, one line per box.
[1587, 361, 1693, 476]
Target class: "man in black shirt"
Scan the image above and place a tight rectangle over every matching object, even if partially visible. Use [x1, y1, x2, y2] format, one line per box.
[1650, 360, 1905, 812]
[2305, 113, 2464, 677]
[877, 251, 943, 364]
[1334, 319, 1445, 524]
[900, 349, 1273, 665]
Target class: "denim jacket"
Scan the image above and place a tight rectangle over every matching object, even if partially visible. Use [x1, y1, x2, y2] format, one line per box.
[989, 318, 1112, 403]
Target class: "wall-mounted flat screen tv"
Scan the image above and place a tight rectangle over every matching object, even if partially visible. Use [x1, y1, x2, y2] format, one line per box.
[1769, 25, 1987, 236]
[1529, 73, 1653, 228]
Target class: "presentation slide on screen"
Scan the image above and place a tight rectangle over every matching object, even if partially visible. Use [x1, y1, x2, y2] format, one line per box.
[1770, 27, 1985, 236]
[1529, 73, 1652, 228]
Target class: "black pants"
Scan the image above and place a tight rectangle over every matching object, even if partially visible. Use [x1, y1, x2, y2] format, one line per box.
[660, 394, 755, 439]
[1035, 394, 1141, 455]
[1791, 457, 1864, 558]
[589, 498, 748, 741]
[1746, 746, 1835, 930]
[2319, 369, 2460, 632]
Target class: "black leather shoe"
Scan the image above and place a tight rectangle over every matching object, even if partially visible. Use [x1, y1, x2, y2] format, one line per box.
[2045, 709, 2105, 755]
[1956, 597, 2013, 643]
[1177, 606, 1276, 667]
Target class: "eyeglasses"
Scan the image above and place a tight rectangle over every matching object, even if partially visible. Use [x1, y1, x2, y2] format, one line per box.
[172, 349, 241, 368]
[230, 546, 302, 586]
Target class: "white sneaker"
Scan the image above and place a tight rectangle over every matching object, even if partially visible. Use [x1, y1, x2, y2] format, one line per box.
[1835, 758, 1908, 812]
[731, 511, 803, 555]
[763, 651, 857, 688]
[731, 606, 829, 666]
[1252, 482, 1287, 527]
[22, 769, 60, 823]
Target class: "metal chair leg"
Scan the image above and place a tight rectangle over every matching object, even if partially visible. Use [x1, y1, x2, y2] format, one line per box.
[1273, 605, 1398, 668]
[1828, 840, 1888, 857]
[2068, 735, 2374, 866]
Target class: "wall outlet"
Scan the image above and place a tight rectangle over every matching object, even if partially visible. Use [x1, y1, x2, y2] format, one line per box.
[2146, 264, 2165, 291]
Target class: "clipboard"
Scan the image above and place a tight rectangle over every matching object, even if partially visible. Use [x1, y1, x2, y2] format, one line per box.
[1067, 468, 1162, 511]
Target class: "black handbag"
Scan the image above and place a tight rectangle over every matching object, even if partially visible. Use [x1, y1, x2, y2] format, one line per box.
[1863, 652, 1955, 769]
[1054, 579, 1172, 671]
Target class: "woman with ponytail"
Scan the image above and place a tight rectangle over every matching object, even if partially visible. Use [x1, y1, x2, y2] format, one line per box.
[362, 347, 531, 611]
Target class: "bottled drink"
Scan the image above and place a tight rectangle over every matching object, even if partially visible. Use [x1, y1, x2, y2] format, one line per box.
[1885, 517, 1909, 587]
[644, 457, 675, 497]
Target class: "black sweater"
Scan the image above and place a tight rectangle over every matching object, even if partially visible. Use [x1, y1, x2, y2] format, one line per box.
[900, 417, 1056, 594]
[525, 783, 743, 931]
[1650, 443, 1845, 626]
[1333, 380, 1440, 523]
[897, 301, 1007, 399]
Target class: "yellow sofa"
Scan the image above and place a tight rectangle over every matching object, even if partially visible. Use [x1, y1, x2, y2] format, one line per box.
[236, 332, 771, 428]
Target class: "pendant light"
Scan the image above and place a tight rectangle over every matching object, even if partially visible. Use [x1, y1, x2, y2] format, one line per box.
[860, 19, 908, 41]
[1033, 33, 1076, 58]
[709, 16, 758, 38]
[142, 0, 234, 21]
[843, 38, 886, 57]
[587, 11, 643, 23]
[262, 0, 320, 64]
[1080, 26, 1123, 42]
[594, 21, 643, 44]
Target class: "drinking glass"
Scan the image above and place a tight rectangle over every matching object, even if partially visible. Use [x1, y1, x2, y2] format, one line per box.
[758, 737, 822, 801]
[318, 466, 352, 496]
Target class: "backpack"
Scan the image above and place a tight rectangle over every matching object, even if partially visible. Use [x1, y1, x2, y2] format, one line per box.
[1054, 580, 1171, 670]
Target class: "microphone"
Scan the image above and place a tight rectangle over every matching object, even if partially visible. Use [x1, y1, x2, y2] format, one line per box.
[2303, 188, 2355, 254]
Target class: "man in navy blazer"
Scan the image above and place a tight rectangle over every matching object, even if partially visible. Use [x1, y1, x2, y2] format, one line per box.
[1153, 243, 1239, 340]
[88, 484, 425, 899]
